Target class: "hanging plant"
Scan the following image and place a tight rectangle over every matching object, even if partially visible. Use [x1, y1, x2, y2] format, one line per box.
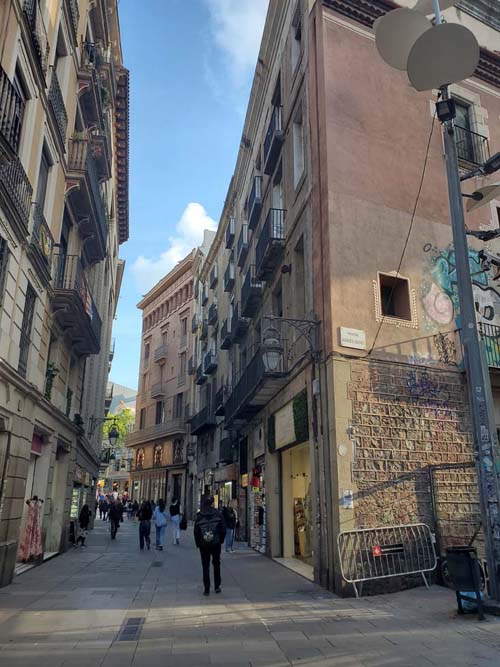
[44, 363, 59, 400]
[293, 390, 309, 444]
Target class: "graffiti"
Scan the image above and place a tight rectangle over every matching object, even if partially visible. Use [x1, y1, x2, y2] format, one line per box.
[407, 369, 450, 403]
[422, 244, 500, 361]
[433, 332, 456, 365]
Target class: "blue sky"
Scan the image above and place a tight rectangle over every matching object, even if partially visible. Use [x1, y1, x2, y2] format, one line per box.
[110, 0, 268, 390]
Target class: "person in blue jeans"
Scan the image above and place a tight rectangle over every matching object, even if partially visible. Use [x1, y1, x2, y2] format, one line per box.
[153, 499, 168, 550]
[222, 503, 237, 553]
[137, 501, 152, 550]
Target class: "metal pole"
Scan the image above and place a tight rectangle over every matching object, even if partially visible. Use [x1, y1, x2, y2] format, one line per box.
[441, 85, 500, 600]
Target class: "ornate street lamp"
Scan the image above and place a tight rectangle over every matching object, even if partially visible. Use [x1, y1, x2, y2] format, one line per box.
[261, 326, 283, 373]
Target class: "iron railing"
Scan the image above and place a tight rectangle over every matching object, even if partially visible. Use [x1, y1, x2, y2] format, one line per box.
[479, 322, 500, 368]
[48, 69, 68, 144]
[200, 319, 208, 339]
[231, 302, 249, 343]
[23, 0, 49, 74]
[150, 382, 167, 398]
[215, 385, 227, 415]
[237, 223, 249, 267]
[0, 65, 25, 154]
[241, 265, 263, 317]
[204, 350, 218, 374]
[188, 356, 196, 375]
[225, 217, 235, 249]
[201, 284, 209, 306]
[248, 175, 262, 230]
[0, 155, 32, 236]
[192, 313, 199, 333]
[455, 124, 489, 166]
[264, 105, 283, 172]
[52, 252, 102, 344]
[66, 0, 80, 43]
[223, 261, 235, 292]
[208, 302, 218, 325]
[256, 208, 286, 280]
[126, 418, 186, 446]
[190, 404, 216, 435]
[30, 202, 54, 269]
[153, 344, 168, 362]
[196, 363, 207, 385]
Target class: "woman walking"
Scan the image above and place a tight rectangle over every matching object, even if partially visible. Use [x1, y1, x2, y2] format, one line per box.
[76, 504, 91, 548]
[137, 501, 153, 550]
[169, 498, 181, 545]
[153, 499, 168, 550]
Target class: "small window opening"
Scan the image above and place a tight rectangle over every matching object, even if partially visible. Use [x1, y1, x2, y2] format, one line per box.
[379, 274, 411, 320]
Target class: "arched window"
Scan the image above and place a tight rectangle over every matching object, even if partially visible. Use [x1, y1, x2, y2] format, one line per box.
[136, 448, 145, 469]
[153, 444, 163, 466]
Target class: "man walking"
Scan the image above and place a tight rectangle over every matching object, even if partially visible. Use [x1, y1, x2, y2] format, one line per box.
[194, 495, 226, 596]
[108, 498, 123, 540]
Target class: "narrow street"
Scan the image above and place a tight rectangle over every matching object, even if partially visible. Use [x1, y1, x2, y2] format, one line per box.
[0, 522, 499, 666]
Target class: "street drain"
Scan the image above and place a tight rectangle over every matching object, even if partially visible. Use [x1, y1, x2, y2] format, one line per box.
[117, 616, 145, 642]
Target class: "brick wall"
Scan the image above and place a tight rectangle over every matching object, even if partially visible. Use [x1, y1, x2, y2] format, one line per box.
[348, 360, 480, 553]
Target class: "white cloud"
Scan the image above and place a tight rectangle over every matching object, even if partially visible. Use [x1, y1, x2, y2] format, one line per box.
[205, 0, 269, 92]
[132, 203, 217, 293]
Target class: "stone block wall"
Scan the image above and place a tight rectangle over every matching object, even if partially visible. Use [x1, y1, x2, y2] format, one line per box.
[348, 360, 480, 553]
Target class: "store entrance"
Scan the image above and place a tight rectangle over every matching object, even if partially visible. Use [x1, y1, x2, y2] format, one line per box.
[281, 442, 312, 566]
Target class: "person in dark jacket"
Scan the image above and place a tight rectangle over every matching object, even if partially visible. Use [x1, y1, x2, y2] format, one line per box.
[169, 498, 181, 545]
[222, 503, 237, 553]
[132, 500, 139, 519]
[108, 499, 123, 540]
[76, 504, 91, 548]
[194, 495, 226, 596]
[137, 501, 153, 550]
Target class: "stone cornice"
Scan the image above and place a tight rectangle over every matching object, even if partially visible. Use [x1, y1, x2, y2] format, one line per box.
[322, 0, 500, 89]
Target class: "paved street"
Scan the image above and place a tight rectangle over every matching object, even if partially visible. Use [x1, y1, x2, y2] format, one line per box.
[1, 520, 500, 666]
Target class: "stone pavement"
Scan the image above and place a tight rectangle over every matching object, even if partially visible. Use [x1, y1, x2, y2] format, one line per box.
[1, 519, 500, 666]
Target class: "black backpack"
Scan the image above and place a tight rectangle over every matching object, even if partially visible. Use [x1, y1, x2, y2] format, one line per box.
[197, 514, 220, 546]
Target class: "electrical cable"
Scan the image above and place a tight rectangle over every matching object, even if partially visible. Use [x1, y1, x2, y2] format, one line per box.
[364, 108, 438, 359]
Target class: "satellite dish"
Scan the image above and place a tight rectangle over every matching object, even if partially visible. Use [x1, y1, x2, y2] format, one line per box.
[407, 23, 479, 91]
[412, 0, 456, 15]
[375, 9, 431, 71]
[467, 183, 500, 212]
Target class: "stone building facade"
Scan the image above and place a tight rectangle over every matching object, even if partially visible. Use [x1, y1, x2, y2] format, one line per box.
[0, 0, 128, 586]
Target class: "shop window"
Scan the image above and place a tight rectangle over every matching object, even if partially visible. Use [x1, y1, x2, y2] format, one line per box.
[378, 273, 411, 320]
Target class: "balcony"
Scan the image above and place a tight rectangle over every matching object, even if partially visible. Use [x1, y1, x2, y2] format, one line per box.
[65, 0, 80, 44]
[208, 302, 218, 325]
[150, 382, 167, 398]
[196, 363, 207, 385]
[224, 261, 235, 292]
[256, 208, 286, 280]
[215, 385, 230, 417]
[220, 436, 237, 464]
[248, 175, 263, 231]
[180, 332, 188, 348]
[0, 65, 25, 163]
[90, 118, 113, 181]
[125, 418, 187, 447]
[225, 345, 289, 425]
[67, 138, 108, 263]
[225, 217, 236, 249]
[192, 313, 199, 333]
[48, 70, 68, 146]
[455, 125, 489, 167]
[0, 156, 32, 243]
[178, 372, 186, 387]
[237, 224, 249, 268]
[154, 344, 168, 363]
[210, 264, 218, 289]
[189, 405, 217, 436]
[201, 284, 209, 306]
[241, 265, 263, 318]
[27, 203, 54, 287]
[480, 323, 500, 368]
[51, 253, 102, 355]
[188, 356, 196, 375]
[23, 1, 49, 76]
[200, 319, 208, 340]
[79, 42, 106, 129]
[220, 317, 233, 350]
[264, 106, 284, 175]
[231, 303, 249, 343]
[204, 351, 218, 375]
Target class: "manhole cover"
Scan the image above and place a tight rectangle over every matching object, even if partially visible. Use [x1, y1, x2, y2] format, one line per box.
[116, 616, 145, 642]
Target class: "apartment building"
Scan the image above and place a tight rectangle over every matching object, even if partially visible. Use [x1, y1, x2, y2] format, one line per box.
[127, 233, 214, 516]
[0, 0, 129, 585]
[191, 0, 500, 592]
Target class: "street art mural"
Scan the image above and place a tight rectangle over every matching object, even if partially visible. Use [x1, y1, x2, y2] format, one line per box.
[422, 244, 500, 364]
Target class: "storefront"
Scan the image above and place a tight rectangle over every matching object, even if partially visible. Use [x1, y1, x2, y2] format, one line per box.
[249, 458, 266, 553]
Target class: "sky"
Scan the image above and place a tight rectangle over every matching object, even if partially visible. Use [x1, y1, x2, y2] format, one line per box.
[109, 0, 269, 390]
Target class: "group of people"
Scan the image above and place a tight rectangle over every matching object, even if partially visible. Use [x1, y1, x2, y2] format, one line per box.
[136, 498, 182, 551]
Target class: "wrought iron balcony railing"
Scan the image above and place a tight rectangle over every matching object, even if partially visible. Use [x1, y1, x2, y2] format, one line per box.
[256, 208, 286, 280]
[231, 303, 249, 343]
[196, 363, 207, 385]
[126, 418, 186, 446]
[241, 265, 263, 318]
[200, 319, 208, 340]
[248, 175, 263, 231]
[0, 65, 25, 157]
[23, 0, 50, 75]
[189, 404, 217, 436]
[220, 317, 233, 349]
[28, 202, 54, 286]
[455, 124, 489, 167]
[188, 355, 196, 375]
[208, 302, 218, 325]
[48, 69, 68, 144]
[153, 344, 168, 362]
[225, 217, 235, 249]
[192, 313, 199, 333]
[151, 382, 167, 398]
[264, 106, 284, 175]
[66, 0, 80, 43]
[0, 155, 32, 242]
[237, 223, 249, 268]
[204, 350, 218, 375]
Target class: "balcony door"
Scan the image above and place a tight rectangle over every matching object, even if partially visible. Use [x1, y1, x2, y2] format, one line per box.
[454, 101, 474, 163]
[36, 147, 51, 214]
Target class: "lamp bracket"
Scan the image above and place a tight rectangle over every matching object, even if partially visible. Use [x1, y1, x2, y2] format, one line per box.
[88, 415, 118, 441]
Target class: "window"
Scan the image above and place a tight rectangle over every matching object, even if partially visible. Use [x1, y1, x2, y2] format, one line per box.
[174, 393, 184, 419]
[18, 283, 36, 378]
[293, 108, 304, 187]
[180, 352, 186, 376]
[0, 236, 9, 309]
[144, 342, 150, 361]
[36, 146, 51, 213]
[379, 274, 411, 321]
[154, 445, 163, 466]
[139, 408, 146, 430]
[181, 317, 187, 336]
[155, 400, 164, 425]
[12, 67, 28, 154]
[294, 236, 305, 317]
[272, 161, 283, 209]
[291, 5, 302, 73]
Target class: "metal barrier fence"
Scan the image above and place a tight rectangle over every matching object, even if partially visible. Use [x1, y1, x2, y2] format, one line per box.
[338, 523, 437, 597]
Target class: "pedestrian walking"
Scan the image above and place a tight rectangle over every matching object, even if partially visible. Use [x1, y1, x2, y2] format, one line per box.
[137, 500, 153, 550]
[75, 504, 91, 548]
[102, 499, 110, 521]
[194, 495, 226, 596]
[170, 497, 181, 545]
[153, 499, 168, 550]
[132, 499, 139, 519]
[108, 498, 123, 540]
[222, 503, 237, 553]
[126, 500, 133, 520]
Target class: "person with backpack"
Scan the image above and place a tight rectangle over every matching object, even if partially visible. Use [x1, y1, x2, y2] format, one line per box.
[222, 503, 237, 553]
[153, 499, 168, 550]
[194, 495, 226, 596]
[108, 498, 123, 540]
[169, 498, 181, 545]
[137, 500, 153, 550]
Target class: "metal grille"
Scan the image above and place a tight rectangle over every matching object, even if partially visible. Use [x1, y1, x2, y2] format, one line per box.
[338, 523, 437, 597]
[18, 283, 36, 378]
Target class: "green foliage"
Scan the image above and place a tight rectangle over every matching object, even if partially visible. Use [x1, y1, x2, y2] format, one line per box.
[109, 408, 134, 449]
[293, 390, 309, 444]
[44, 363, 59, 400]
